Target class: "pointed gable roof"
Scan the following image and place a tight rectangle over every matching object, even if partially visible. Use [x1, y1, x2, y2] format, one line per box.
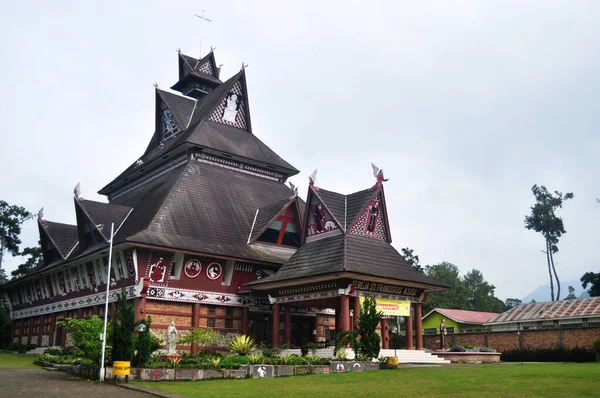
[248, 197, 303, 244]
[76, 199, 132, 241]
[246, 234, 447, 290]
[157, 89, 196, 130]
[38, 219, 79, 261]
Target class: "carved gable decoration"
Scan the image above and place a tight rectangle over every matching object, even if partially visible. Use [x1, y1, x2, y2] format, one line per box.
[349, 192, 388, 241]
[159, 100, 183, 142]
[144, 250, 175, 287]
[306, 194, 340, 240]
[196, 59, 215, 76]
[207, 80, 248, 130]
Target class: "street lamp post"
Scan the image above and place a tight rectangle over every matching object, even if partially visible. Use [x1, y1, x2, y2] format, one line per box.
[138, 323, 146, 369]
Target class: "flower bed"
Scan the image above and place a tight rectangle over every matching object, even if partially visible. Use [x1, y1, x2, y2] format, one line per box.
[433, 351, 500, 364]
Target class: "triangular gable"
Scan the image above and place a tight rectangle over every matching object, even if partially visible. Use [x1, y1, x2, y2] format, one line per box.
[206, 70, 251, 132]
[303, 187, 343, 243]
[38, 220, 65, 265]
[194, 51, 218, 77]
[347, 188, 391, 242]
[179, 53, 198, 80]
[156, 91, 185, 143]
[74, 199, 108, 248]
[250, 198, 303, 247]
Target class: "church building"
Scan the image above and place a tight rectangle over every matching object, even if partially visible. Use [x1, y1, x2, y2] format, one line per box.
[0, 49, 447, 352]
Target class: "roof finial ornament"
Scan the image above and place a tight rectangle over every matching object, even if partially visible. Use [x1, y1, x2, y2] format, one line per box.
[210, 46, 216, 52]
[194, 10, 213, 58]
[289, 182, 298, 199]
[37, 207, 44, 220]
[371, 163, 389, 189]
[177, 48, 181, 53]
[153, 82, 159, 88]
[309, 169, 319, 191]
[74, 182, 81, 199]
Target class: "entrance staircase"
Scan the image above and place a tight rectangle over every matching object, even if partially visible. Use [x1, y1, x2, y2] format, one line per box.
[25, 346, 57, 355]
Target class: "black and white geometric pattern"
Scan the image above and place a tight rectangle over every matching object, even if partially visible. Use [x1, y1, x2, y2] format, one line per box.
[207, 80, 247, 130]
[349, 194, 388, 241]
[196, 59, 215, 76]
[10, 286, 136, 320]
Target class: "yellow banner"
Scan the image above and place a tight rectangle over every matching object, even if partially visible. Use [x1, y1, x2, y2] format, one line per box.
[360, 297, 411, 316]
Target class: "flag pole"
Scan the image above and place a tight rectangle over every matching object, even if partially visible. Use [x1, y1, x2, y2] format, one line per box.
[99, 223, 115, 382]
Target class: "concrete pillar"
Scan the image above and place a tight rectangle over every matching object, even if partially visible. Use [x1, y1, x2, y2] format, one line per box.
[272, 303, 280, 347]
[241, 307, 249, 336]
[134, 296, 147, 322]
[353, 296, 361, 331]
[406, 305, 414, 350]
[284, 306, 292, 345]
[415, 303, 423, 350]
[381, 319, 389, 349]
[340, 296, 350, 332]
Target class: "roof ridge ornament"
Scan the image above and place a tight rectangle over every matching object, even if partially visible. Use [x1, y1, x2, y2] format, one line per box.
[309, 169, 318, 191]
[289, 182, 298, 199]
[73, 182, 81, 199]
[371, 163, 389, 189]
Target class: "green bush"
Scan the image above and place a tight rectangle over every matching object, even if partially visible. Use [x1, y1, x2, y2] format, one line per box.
[259, 344, 280, 358]
[593, 339, 600, 354]
[58, 316, 106, 361]
[500, 347, 595, 362]
[229, 335, 256, 355]
[449, 345, 466, 352]
[220, 355, 250, 369]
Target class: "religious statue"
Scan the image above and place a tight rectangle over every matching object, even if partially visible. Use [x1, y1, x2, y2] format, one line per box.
[222, 93, 239, 123]
[440, 318, 447, 350]
[166, 320, 178, 354]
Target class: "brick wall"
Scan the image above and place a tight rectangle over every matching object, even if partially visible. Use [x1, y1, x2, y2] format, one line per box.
[423, 327, 600, 352]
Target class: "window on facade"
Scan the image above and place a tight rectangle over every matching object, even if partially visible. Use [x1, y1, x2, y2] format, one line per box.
[208, 306, 216, 315]
[225, 307, 234, 316]
[225, 319, 234, 329]
[256, 205, 301, 247]
[207, 318, 216, 328]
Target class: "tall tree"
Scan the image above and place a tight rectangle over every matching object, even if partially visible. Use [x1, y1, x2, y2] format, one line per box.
[504, 298, 522, 311]
[401, 247, 424, 275]
[422, 262, 470, 315]
[563, 285, 577, 300]
[580, 272, 600, 297]
[112, 286, 135, 361]
[0, 269, 8, 285]
[524, 185, 574, 301]
[0, 200, 33, 270]
[463, 269, 504, 313]
[11, 246, 42, 280]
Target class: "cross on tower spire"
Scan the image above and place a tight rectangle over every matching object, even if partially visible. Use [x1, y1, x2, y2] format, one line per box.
[195, 10, 213, 59]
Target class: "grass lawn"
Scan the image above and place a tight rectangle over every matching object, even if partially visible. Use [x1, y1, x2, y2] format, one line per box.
[0, 352, 40, 369]
[134, 363, 600, 398]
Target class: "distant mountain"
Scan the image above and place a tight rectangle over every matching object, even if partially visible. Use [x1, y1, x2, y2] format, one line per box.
[521, 279, 589, 303]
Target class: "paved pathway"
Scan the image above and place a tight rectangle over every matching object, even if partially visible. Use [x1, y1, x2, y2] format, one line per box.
[0, 367, 153, 398]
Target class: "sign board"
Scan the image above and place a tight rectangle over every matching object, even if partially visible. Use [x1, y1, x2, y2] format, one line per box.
[360, 297, 411, 316]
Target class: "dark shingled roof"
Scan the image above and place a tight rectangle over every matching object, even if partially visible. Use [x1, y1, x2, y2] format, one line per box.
[315, 188, 346, 227]
[311, 187, 380, 232]
[40, 221, 79, 259]
[247, 234, 447, 289]
[111, 160, 297, 264]
[249, 198, 293, 242]
[77, 199, 132, 240]
[346, 189, 376, 225]
[158, 89, 196, 129]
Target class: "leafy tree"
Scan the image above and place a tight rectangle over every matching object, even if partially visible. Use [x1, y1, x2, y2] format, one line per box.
[58, 316, 106, 361]
[112, 286, 135, 361]
[524, 185, 574, 301]
[133, 316, 161, 366]
[463, 269, 504, 313]
[0, 269, 8, 285]
[563, 286, 577, 300]
[530, 299, 537, 303]
[581, 272, 600, 297]
[422, 262, 470, 315]
[336, 297, 383, 361]
[11, 246, 42, 280]
[0, 200, 33, 269]
[504, 298, 522, 311]
[401, 247, 424, 275]
[0, 302, 11, 348]
[179, 327, 219, 349]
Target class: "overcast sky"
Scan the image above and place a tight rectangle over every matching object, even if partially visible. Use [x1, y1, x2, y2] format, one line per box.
[1, 1, 598, 301]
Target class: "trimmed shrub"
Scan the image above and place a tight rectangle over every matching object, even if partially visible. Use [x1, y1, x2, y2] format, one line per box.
[449, 345, 466, 352]
[500, 347, 595, 362]
[229, 335, 256, 355]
